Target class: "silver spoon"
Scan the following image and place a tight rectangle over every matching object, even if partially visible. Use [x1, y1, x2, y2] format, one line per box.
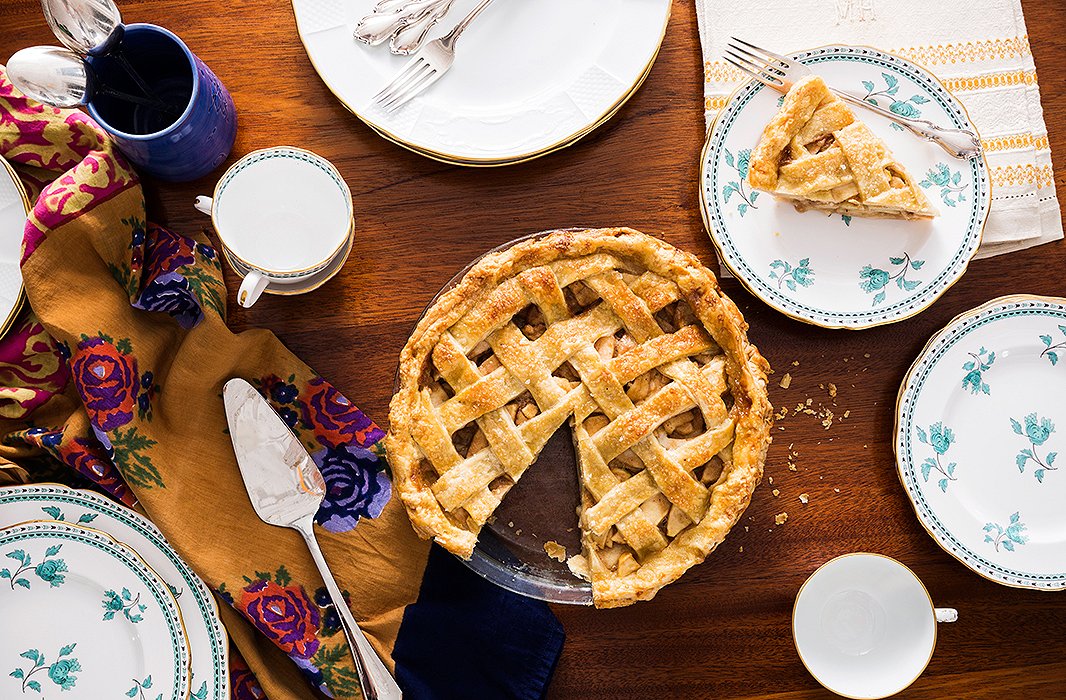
[7, 46, 176, 113]
[40, 0, 156, 101]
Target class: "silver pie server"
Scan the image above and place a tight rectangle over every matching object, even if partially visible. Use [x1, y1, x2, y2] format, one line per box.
[223, 378, 401, 700]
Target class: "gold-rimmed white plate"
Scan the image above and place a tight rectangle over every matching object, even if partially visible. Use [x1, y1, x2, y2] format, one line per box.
[292, 0, 671, 166]
[0, 157, 29, 339]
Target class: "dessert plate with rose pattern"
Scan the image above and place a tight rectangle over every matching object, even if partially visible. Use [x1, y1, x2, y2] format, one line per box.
[0, 520, 191, 697]
[896, 295, 1066, 589]
[0, 484, 226, 700]
[700, 45, 991, 329]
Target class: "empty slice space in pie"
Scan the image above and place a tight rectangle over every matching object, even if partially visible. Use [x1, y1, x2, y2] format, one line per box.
[748, 74, 937, 220]
[387, 228, 773, 607]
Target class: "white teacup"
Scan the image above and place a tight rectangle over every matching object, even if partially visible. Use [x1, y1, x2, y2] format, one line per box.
[793, 553, 957, 699]
[194, 146, 353, 308]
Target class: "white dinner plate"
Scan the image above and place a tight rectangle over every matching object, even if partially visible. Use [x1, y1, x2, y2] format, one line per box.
[895, 295, 1066, 589]
[0, 157, 29, 338]
[0, 520, 190, 698]
[0, 485, 228, 700]
[291, 0, 672, 164]
[700, 45, 991, 329]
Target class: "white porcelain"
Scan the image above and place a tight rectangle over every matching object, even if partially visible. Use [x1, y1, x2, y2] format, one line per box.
[195, 146, 353, 307]
[0, 520, 189, 699]
[896, 295, 1066, 590]
[0, 158, 29, 338]
[0, 484, 228, 700]
[700, 46, 991, 329]
[794, 553, 956, 699]
[292, 0, 671, 164]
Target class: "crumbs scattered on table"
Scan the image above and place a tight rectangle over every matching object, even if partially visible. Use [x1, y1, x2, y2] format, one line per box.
[834, 488, 840, 493]
[799, 493, 809, 504]
[544, 541, 567, 563]
[775, 512, 788, 526]
[780, 372, 792, 389]
[772, 488, 780, 497]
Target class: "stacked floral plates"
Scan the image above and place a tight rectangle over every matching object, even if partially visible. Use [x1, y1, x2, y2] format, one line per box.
[291, 0, 671, 165]
[0, 484, 229, 698]
[896, 296, 1066, 589]
[0, 157, 29, 339]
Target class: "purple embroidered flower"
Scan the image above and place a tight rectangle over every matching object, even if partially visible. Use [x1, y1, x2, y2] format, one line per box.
[133, 271, 204, 329]
[271, 381, 298, 404]
[239, 579, 320, 660]
[278, 406, 299, 428]
[300, 377, 384, 449]
[70, 337, 137, 432]
[312, 445, 391, 532]
[196, 243, 217, 260]
[145, 224, 195, 272]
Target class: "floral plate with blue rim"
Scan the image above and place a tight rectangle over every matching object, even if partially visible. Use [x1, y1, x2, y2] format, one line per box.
[895, 295, 1066, 589]
[699, 45, 990, 329]
[0, 485, 226, 700]
[0, 520, 190, 697]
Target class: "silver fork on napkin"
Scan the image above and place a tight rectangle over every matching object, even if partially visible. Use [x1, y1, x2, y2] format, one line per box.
[223, 378, 402, 700]
[373, 0, 498, 111]
[724, 37, 982, 160]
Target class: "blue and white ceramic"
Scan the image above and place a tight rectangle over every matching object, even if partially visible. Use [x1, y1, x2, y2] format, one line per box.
[0, 484, 228, 700]
[0, 519, 190, 698]
[700, 45, 991, 329]
[896, 295, 1066, 589]
[86, 24, 236, 182]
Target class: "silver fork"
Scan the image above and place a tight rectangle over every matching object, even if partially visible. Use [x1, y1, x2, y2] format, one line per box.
[373, 0, 497, 112]
[724, 37, 982, 160]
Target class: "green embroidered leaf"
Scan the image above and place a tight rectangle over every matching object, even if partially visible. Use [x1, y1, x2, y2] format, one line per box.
[738, 203, 749, 216]
[911, 259, 925, 270]
[44, 545, 61, 557]
[882, 72, 899, 91]
[861, 80, 875, 93]
[1041, 334, 1054, 346]
[41, 506, 62, 520]
[749, 190, 759, 203]
[116, 338, 132, 355]
[1016, 453, 1029, 471]
[916, 426, 927, 444]
[275, 565, 292, 586]
[785, 279, 796, 292]
[724, 150, 735, 168]
[77, 514, 97, 524]
[1001, 539, 1015, 551]
[722, 183, 736, 203]
[9, 668, 23, 679]
[142, 675, 153, 688]
[1050, 352, 1059, 366]
[911, 94, 929, 104]
[1035, 469, 1046, 483]
[126, 686, 138, 698]
[7, 549, 26, 563]
[59, 643, 75, 657]
[903, 279, 920, 291]
[20, 649, 40, 662]
[1048, 452, 1057, 465]
[14, 578, 30, 589]
[0, 568, 9, 578]
[920, 458, 934, 481]
[938, 478, 948, 493]
[254, 571, 272, 583]
[27, 679, 41, 693]
[1010, 418, 1023, 435]
[889, 256, 905, 265]
[872, 290, 886, 306]
[184, 265, 226, 320]
[108, 426, 164, 489]
[946, 462, 956, 476]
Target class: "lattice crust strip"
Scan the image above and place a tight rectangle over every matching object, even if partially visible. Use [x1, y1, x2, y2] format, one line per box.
[387, 228, 773, 608]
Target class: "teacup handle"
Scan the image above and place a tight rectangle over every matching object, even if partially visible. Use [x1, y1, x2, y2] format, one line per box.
[194, 195, 213, 215]
[237, 270, 270, 308]
[935, 608, 958, 623]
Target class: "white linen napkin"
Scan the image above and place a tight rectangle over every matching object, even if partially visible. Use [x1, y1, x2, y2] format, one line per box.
[696, 0, 1062, 259]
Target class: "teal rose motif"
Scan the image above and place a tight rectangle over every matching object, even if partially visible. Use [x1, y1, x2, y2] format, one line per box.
[928, 422, 955, 455]
[889, 100, 920, 118]
[859, 266, 889, 292]
[1024, 413, 1054, 445]
[103, 590, 124, 611]
[791, 265, 812, 286]
[47, 657, 80, 690]
[735, 149, 751, 179]
[34, 558, 67, 587]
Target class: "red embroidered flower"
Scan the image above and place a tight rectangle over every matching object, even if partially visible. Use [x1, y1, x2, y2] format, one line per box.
[239, 579, 320, 660]
[70, 337, 138, 432]
[300, 377, 383, 449]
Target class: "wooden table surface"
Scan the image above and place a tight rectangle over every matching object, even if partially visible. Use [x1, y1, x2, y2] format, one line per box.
[5, 0, 1066, 697]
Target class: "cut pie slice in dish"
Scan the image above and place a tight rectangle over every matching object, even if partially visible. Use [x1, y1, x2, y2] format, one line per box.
[748, 75, 937, 220]
[387, 228, 773, 608]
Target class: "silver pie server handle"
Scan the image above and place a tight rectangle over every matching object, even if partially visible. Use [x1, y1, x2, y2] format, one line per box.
[830, 88, 982, 160]
[294, 516, 402, 700]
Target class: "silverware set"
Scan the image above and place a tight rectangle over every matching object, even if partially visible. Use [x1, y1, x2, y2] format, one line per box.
[356, 0, 499, 111]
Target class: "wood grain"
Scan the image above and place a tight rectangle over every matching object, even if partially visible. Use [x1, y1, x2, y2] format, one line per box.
[3, 0, 1066, 697]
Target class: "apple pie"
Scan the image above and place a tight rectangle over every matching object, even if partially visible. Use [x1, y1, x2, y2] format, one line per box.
[386, 228, 773, 607]
[748, 75, 937, 220]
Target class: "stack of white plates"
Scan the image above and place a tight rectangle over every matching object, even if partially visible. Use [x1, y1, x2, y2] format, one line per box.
[0, 484, 229, 699]
[291, 0, 672, 166]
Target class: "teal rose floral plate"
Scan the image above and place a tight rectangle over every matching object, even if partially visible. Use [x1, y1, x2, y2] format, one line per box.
[895, 295, 1066, 589]
[699, 45, 990, 329]
[0, 484, 226, 700]
[0, 520, 191, 697]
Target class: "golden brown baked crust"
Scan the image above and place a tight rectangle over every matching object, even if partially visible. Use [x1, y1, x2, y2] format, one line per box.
[749, 75, 937, 220]
[386, 228, 773, 607]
